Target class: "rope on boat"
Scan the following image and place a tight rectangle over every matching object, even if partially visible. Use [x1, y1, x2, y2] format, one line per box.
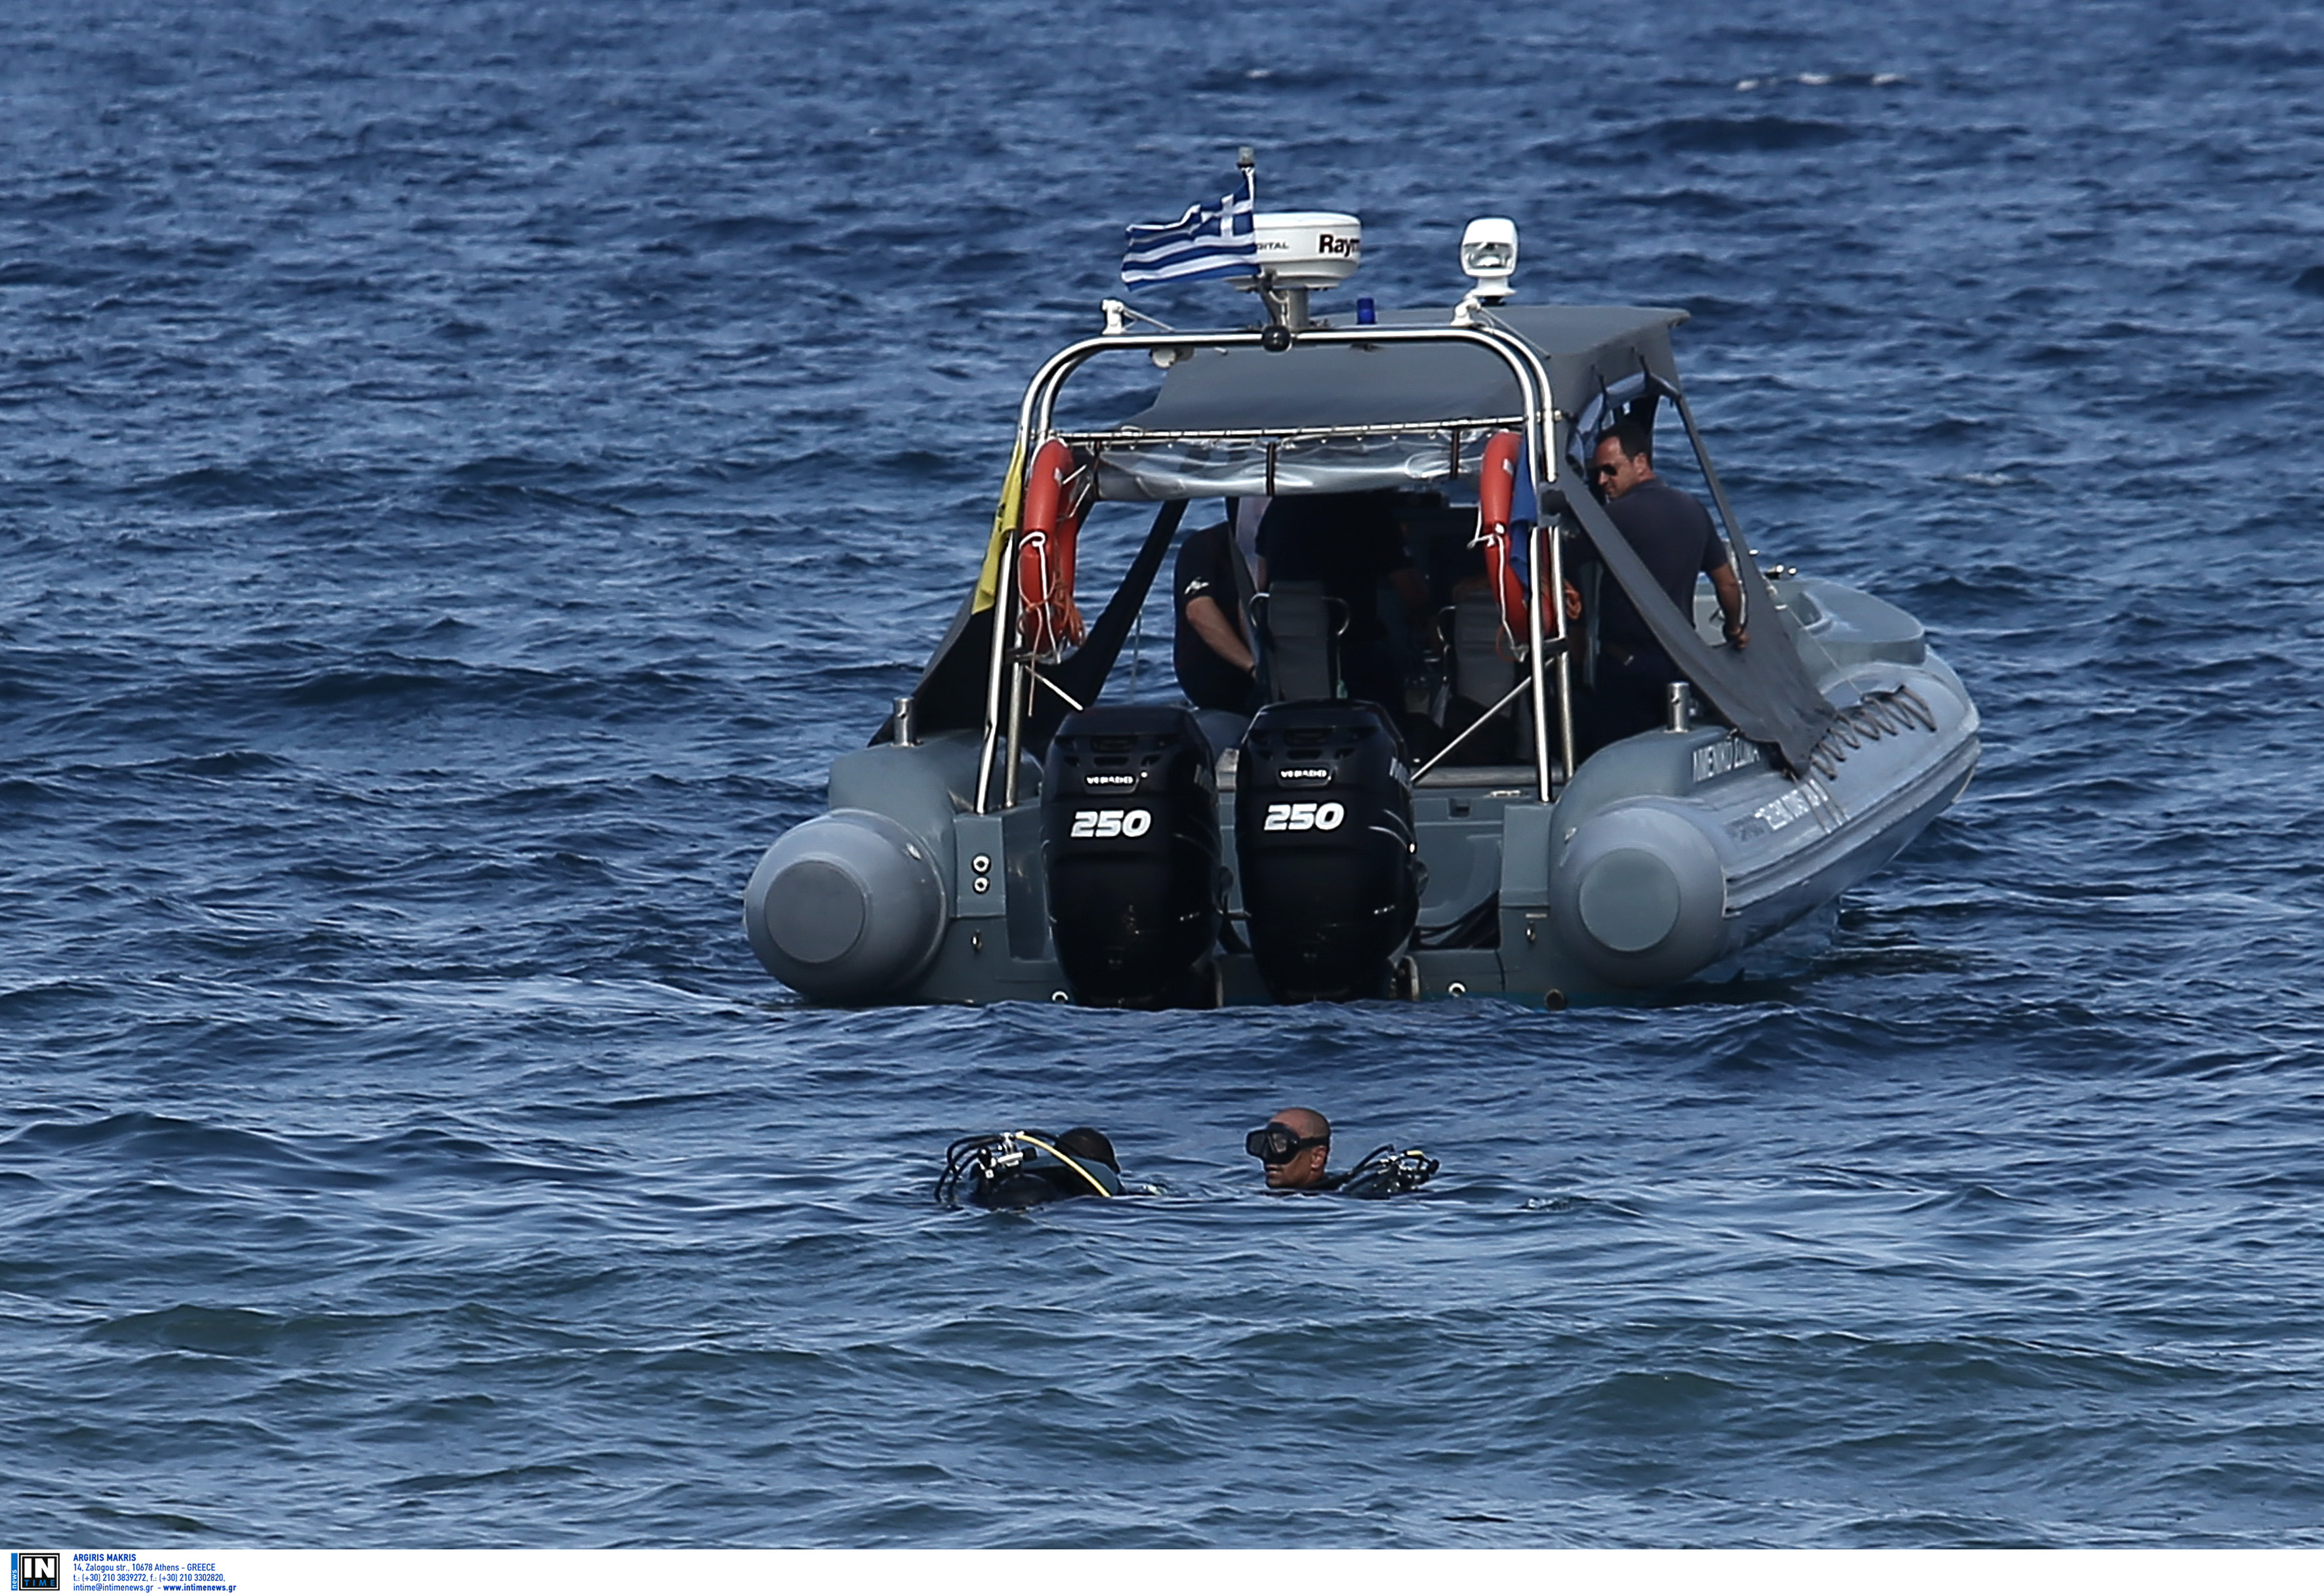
[1805, 684, 1940, 781]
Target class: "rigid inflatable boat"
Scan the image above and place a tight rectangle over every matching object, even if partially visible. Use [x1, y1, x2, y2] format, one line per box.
[744, 182, 1977, 1008]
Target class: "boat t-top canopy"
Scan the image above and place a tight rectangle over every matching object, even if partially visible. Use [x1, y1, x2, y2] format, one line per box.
[899, 293, 1836, 794]
[1072, 304, 1688, 501]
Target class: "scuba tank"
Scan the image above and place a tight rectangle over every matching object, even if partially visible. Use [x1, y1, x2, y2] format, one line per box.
[935, 1131, 1126, 1209]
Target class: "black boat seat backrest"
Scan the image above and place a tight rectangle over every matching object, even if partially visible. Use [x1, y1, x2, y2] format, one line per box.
[1447, 591, 1516, 709]
[1250, 580, 1345, 705]
[1437, 590, 1531, 765]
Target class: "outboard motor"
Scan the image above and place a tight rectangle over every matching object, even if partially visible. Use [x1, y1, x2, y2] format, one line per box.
[1041, 705, 1223, 1007]
[1235, 701, 1422, 1002]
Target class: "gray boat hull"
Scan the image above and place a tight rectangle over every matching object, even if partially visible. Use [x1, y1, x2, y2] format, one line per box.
[744, 575, 1978, 1007]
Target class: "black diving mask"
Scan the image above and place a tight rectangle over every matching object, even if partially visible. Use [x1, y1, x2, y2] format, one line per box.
[1245, 1124, 1328, 1165]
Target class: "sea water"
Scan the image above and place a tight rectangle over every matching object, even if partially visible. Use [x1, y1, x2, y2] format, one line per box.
[5, 0, 2324, 1547]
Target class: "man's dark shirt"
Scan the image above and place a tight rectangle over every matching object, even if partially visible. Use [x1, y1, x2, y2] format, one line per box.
[1173, 519, 1254, 712]
[1595, 478, 1730, 656]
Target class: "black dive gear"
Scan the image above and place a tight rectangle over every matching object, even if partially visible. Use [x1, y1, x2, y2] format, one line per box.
[1329, 1143, 1440, 1198]
[935, 1130, 1126, 1210]
[1245, 1124, 1330, 1165]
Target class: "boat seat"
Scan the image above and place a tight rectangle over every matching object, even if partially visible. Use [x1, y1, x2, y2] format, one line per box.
[1250, 581, 1345, 704]
[1439, 591, 1529, 764]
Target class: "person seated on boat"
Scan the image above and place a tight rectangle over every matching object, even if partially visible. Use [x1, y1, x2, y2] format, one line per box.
[937, 1126, 1126, 1208]
[1173, 510, 1261, 713]
[1568, 421, 1749, 750]
[1255, 491, 1432, 710]
[1246, 1107, 1439, 1198]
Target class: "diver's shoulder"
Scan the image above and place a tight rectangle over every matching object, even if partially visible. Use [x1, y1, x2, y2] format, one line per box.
[937, 1130, 1126, 1208]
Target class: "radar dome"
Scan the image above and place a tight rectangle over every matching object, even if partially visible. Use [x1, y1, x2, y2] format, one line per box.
[1238, 212, 1361, 289]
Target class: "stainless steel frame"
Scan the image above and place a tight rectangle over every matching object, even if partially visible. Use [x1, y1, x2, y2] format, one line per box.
[974, 322, 1576, 813]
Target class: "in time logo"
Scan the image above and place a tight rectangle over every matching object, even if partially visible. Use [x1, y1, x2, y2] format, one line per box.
[10, 1553, 60, 1592]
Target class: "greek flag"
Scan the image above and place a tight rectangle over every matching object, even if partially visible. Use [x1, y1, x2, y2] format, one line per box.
[1121, 170, 1258, 285]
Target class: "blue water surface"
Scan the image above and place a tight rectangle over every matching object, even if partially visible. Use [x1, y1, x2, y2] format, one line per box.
[5, 0, 2324, 1548]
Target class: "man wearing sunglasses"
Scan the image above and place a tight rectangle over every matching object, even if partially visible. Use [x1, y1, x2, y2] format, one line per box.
[1570, 420, 1749, 750]
[1246, 1106, 1337, 1191]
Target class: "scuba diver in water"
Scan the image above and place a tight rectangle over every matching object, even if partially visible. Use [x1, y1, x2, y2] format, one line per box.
[1244, 1106, 1438, 1198]
[935, 1126, 1128, 1209]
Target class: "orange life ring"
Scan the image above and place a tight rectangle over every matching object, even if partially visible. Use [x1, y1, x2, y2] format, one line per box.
[1475, 429, 1545, 647]
[1015, 438, 1090, 656]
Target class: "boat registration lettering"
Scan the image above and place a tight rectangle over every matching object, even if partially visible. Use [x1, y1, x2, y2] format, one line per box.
[1692, 737, 1764, 785]
[1070, 808, 1152, 839]
[1751, 789, 1814, 833]
[1263, 801, 1345, 833]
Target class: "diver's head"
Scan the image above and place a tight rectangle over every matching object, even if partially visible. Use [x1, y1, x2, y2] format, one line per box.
[1247, 1106, 1331, 1190]
[1055, 1126, 1118, 1172]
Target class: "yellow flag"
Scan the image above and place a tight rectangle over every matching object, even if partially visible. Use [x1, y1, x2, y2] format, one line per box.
[971, 437, 1027, 614]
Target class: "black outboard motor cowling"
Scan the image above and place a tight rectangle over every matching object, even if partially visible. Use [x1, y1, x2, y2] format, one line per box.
[1042, 705, 1222, 1008]
[1235, 701, 1423, 1002]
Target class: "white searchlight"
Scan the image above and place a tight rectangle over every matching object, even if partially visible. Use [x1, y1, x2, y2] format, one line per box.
[1453, 216, 1519, 323]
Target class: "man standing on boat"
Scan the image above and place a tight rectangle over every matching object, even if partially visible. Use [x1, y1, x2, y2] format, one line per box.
[1572, 420, 1749, 747]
